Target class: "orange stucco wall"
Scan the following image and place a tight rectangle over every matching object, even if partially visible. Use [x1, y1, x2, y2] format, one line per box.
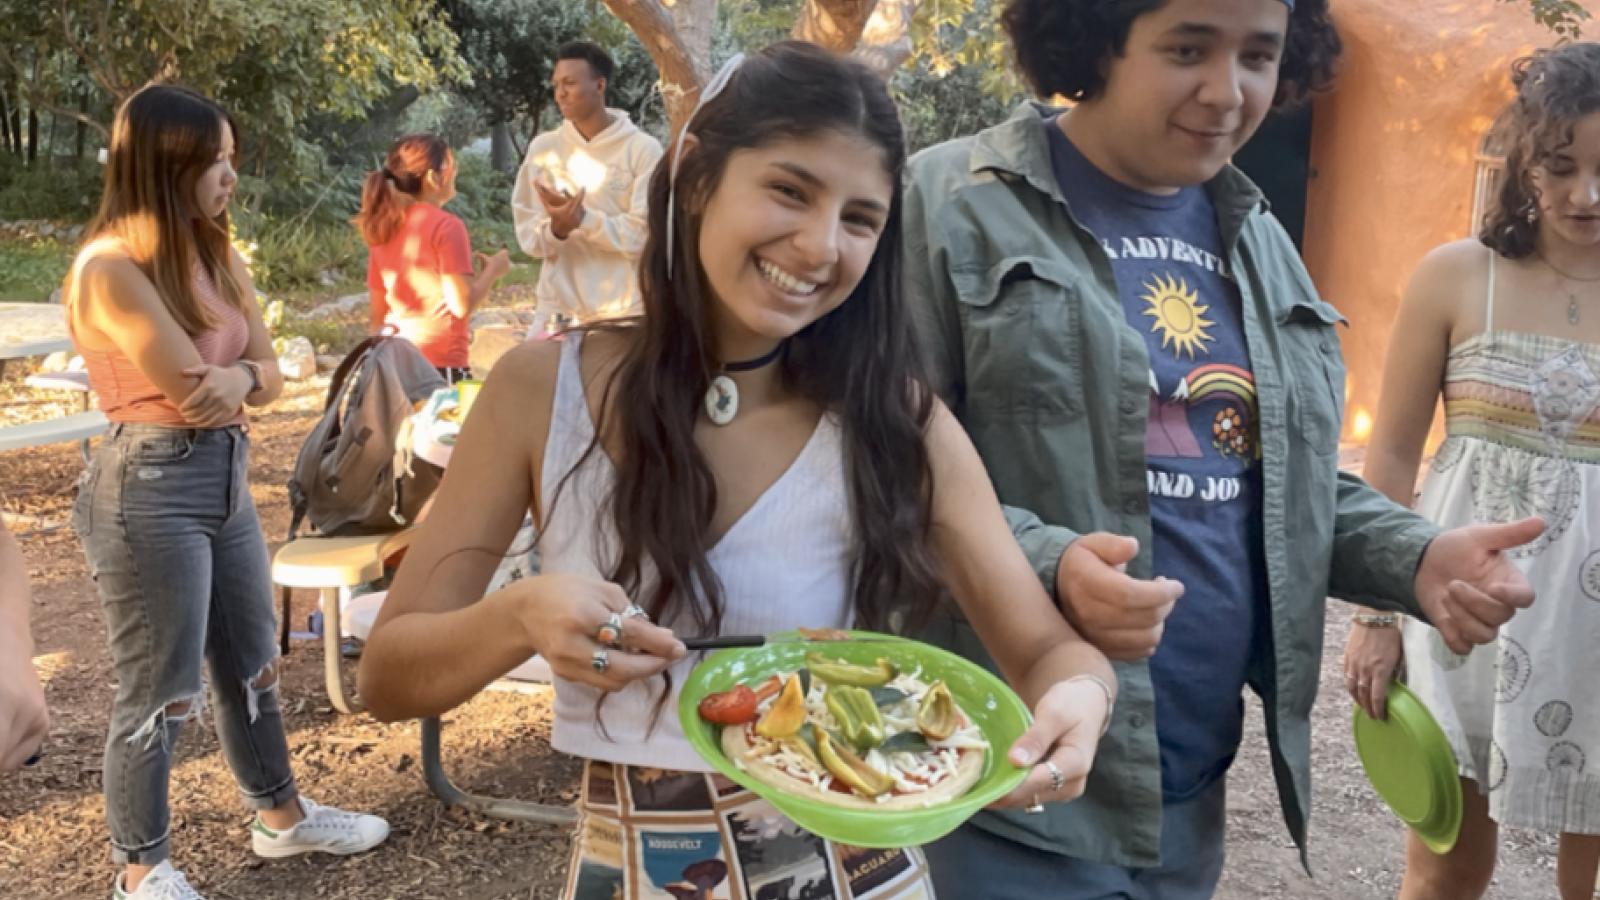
[1301, 0, 1564, 443]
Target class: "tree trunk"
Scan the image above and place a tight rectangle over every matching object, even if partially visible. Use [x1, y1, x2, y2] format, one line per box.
[793, 0, 878, 52]
[601, 0, 715, 138]
[10, 102, 23, 156]
[0, 87, 12, 155]
[490, 122, 515, 174]
[26, 107, 38, 164]
[853, 0, 920, 78]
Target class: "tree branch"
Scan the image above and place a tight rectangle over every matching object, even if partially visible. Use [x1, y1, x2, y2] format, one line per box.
[601, 0, 709, 135]
[852, 0, 920, 78]
[793, 0, 879, 52]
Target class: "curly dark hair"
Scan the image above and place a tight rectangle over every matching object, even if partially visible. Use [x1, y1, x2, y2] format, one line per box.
[1001, 0, 1342, 109]
[556, 39, 615, 83]
[1480, 42, 1600, 260]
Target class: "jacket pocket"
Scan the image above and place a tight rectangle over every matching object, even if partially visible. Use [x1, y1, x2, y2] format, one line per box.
[1281, 300, 1345, 456]
[951, 256, 1085, 420]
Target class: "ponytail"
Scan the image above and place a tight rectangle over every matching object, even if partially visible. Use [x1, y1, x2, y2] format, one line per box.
[352, 133, 452, 247]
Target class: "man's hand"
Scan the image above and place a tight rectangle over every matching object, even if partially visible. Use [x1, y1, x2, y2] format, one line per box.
[536, 181, 587, 240]
[1414, 517, 1542, 655]
[1054, 533, 1184, 661]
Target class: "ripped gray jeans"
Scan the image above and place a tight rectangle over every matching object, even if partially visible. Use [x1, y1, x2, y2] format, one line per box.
[73, 423, 295, 865]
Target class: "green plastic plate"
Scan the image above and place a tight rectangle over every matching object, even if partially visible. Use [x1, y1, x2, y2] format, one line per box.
[1353, 681, 1463, 854]
[678, 630, 1032, 848]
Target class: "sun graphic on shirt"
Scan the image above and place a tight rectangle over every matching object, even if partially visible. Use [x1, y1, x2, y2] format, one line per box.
[1141, 273, 1214, 359]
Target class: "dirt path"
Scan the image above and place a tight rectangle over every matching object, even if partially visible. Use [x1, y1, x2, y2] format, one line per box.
[0, 375, 1562, 899]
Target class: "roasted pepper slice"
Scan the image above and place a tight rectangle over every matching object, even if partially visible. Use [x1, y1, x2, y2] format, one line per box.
[805, 652, 897, 687]
[825, 685, 886, 752]
[916, 681, 959, 740]
[816, 728, 895, 798]
[755, 673, 806, 739]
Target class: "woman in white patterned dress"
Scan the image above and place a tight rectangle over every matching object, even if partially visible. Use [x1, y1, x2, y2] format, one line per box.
[1342, 43, 1600, 900]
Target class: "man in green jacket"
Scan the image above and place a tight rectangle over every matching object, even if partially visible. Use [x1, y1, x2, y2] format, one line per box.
[905, 0, 1543, 895]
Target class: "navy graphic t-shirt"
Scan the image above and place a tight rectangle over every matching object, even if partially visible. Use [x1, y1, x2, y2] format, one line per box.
[1047, 119, 1269, 800]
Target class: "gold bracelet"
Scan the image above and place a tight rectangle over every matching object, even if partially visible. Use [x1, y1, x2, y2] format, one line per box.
[1063, 674, 1116, 736]
[1354, 612, 1400, 628]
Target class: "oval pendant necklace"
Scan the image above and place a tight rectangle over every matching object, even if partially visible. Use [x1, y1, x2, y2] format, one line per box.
[1538, 251, 1600, 326]
[705, 343, 786, 426]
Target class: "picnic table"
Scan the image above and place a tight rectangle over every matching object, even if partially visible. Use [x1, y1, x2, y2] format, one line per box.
[0, 302, 108, 457]
[0, 302, 72, 376]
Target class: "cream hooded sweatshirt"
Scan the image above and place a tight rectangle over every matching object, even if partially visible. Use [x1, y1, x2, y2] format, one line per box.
[511, 109, 663, 325]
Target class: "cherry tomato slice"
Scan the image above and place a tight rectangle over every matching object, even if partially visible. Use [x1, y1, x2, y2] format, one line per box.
[697, 685, 760, 725]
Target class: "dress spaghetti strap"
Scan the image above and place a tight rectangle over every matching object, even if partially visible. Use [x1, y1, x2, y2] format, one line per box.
[1485, 251, 1497, 334]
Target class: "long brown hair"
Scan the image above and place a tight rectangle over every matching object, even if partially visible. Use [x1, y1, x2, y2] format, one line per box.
[80, 84, 246, 334]
[354, 133, 452, 246]
[1481, 42, 1600, 259]
[554, 42, 942, 729]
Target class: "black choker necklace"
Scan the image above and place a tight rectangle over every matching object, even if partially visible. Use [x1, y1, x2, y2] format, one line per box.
[705, 343, 785, 425]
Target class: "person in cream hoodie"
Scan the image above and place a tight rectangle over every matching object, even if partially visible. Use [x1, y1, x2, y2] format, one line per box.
[513, 40, 663, 332]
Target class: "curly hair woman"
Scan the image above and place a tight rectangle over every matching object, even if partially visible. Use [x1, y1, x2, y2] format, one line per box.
[1343, 42, 1600, 900]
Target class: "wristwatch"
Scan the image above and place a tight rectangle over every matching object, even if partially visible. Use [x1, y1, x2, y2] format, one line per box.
[236, 359, 263, 395]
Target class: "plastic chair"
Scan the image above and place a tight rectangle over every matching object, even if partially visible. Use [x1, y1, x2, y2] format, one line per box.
[270, 528, 416, 713]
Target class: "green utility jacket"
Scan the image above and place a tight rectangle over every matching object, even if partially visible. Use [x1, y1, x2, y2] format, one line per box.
[904, 104, 1440, 869]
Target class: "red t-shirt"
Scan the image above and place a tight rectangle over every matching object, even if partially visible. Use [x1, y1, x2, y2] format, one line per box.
[367, 202, 474, 367]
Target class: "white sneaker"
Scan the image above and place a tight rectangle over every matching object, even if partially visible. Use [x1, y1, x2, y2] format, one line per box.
[250, 797, 390, 859]
[112, 861, 206, 900]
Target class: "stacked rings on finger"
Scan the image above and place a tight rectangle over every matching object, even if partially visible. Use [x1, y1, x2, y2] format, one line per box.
[596, 612, 624, 647]
[592, 648, 610, 673]
[1045, 760, 1066, 793]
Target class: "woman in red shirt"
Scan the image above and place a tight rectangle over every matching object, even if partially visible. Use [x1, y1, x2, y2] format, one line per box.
[356, 134, 510, 381]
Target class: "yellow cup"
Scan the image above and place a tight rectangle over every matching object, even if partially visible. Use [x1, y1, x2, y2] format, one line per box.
[455, 378, 484, 420]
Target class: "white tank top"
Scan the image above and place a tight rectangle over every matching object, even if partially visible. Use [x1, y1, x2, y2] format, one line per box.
[541, 334, 855, 770]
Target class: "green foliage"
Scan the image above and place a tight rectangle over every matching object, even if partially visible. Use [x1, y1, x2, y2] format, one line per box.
[910, 0, 1024, 107]
[0, 163, 102, 221]
[0, 0, 468, 187]
[443, 0, 588, 128]
[1501, 0, 1591, 37]
[444, 0, 666, 145]
[0, 235, 74, 301]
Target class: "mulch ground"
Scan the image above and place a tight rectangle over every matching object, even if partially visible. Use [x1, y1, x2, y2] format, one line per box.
[0, 352, 1562, 899]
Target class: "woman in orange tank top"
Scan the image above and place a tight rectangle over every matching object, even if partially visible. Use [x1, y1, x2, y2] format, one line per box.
[66, 85, 389, 900]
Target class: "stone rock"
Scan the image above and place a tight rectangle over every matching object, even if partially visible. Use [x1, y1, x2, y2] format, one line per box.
[469, 307, 537, 330]
[316, 354, 342, 373]
[277, 336, 318, 380]
[304, 292, 369, 320]
[469, 324, 526, 379]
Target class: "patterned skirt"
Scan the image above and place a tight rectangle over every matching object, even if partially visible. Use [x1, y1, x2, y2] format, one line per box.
[562, 760, 936, 900]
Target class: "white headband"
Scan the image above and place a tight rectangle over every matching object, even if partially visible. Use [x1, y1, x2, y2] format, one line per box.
[666, 53, 746, 277]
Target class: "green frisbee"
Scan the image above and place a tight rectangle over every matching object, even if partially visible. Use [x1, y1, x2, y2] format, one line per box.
[1352, 681, 1463, 854]
[678, 630, 1033, 849]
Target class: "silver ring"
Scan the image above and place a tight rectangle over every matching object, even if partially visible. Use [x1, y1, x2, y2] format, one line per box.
[623, 604, 650, 621]
[1025, 796, 1044, 815]
[1045, 760, 1066, 793]
[591, 648, 610, 673]
[596, 612, 624, 647]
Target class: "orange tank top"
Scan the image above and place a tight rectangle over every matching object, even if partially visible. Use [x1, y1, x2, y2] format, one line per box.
[70, 250, 252, 427]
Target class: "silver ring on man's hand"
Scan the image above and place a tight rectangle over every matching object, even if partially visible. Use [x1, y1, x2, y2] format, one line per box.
[596, 612, 624, 647]
[1025, 796, 1045, 815]
[591, 648, 611, 673]
[1045, 760, 1066, 793]
[623, 604, 650, 621]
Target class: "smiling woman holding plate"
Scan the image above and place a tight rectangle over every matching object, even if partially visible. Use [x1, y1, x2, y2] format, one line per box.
[357, 43, 1114, 900]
